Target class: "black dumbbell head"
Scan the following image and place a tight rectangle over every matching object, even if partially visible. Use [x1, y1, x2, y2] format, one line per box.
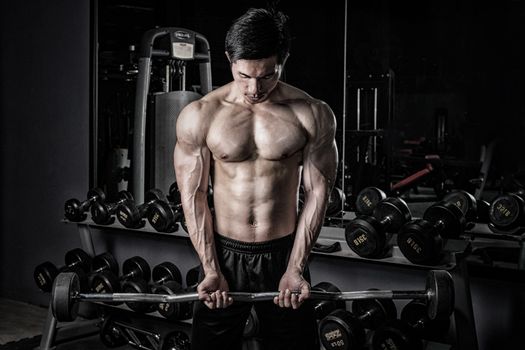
[355, 187, 387, 216]
[373, 197, 412, 232]
[145, 188, 167, 203]
[312, 282, 345, 320]
[116, 199, 142, 228]
[86, 188, 106, 202]
[152, 262, 182, 285]
[123, 256, 151, 282]
[443, 190, 478, 222]
[401, 300, 450, 339]
[326, 187, 346, 217]
[122, 279, 153, 313]
[148, 200, 179, 232]
[168, 182, 182, 204]
[318, 309, 366, 350]
[397, 219, 444, 265]
[64, 248, 92, 273]
[423, 201, 466, 238]
[352, 297, 397, 330]
[186, 265, 200, 289]
[371, 319, 424, 350]
[155, 281, 193, 320]
[488, 193, 525, 231]
[92, 252, 118, 275]
[345, 216, 390, 258]
[90, 270, 120, 294]
[34, 261, 59, 292]
[90, 201, 114, 225]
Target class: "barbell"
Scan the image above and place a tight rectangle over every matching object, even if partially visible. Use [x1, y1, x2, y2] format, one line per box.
[51, 269, 454, 323]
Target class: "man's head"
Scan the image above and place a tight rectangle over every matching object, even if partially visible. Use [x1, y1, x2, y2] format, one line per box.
[225, 8, 291, 64]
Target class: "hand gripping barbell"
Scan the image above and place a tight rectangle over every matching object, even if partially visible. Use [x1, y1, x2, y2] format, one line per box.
[51, 270, 454, 323]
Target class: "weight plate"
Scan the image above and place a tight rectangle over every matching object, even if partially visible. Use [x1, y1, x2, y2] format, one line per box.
[443, 190, 477, 222]
[51, 272, 79, 322]
[426, 270, 454, 320]
[352, 296, 397, 329]
[34, 261, 58, 292]
[345, 217, 387, 258]
[326, 187, 345, 217]
[423, 201, 465, 238]
[185, 266, 200, 289]
[355, 187, 386, 216]
[401, 300, 450, 339]
[91, 201, 113, 225]
[145, 188, 167, 203]
[371, 319, 423, 350]
[64, 198, 86, 222]
[397, 219, 444, 265]
[153, 262, 182, 285]
[156, 282, 193, 320]
[92, 252, 118, 275]
[373, 197, 412, 232]
[312, 282, 345, 320]
[87, 187, 106, 202]
[64, 248, 92, 273]
[123, 256, 151, 282]
[123, 279, 152, 313]
[319, 309, 365, 350]
[488, 193, 524, 230]
[148, 201, 177, 232]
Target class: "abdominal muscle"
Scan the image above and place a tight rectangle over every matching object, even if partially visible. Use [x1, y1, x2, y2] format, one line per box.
[212, 156, 302, 242]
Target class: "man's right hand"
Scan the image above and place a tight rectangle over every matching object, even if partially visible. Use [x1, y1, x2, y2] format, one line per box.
[197, 272, 233, 309]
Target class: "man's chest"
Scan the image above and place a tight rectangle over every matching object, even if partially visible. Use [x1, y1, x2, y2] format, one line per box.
[206, 109, 307, 162]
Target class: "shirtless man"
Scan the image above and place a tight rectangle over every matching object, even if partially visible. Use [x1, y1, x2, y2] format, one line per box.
[174, 8, 338, 350]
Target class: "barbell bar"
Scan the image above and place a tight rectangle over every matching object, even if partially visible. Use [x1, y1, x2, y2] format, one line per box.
[52, 270, 454, 322]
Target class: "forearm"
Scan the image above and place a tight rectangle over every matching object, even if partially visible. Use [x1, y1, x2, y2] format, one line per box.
[288, 182, 330, 273]
[181, 190, 219, 275]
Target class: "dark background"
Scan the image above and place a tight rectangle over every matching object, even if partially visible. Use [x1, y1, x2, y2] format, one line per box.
[1, 1, 524, 349]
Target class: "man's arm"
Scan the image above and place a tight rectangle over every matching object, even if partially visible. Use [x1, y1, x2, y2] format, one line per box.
[174, 102, 231, 309]
[276, 100, 338, 308]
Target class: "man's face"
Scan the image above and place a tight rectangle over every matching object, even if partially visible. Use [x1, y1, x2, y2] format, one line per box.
[229, 55, 283, 104]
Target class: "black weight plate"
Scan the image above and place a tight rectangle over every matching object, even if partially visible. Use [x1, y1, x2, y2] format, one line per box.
[91, 201, 113, 225]
[148, 201, 177, 232]
[64, 248, 92, 272]
[64, 198, 86, 222]
[185, 266, 200, 289]
[87, 188, 106, 202]
[319, 309, 365, 350]
[345, 217, 386, 258]
[352, 296, 397, 330]
[488, 193, 524, 230]
[243, 306, 260, 338]
[156, 282, 193, 320]
[326, 187, 345, 217]
[34, 261, 59, 292]
[401, 300, 450, 339]
[52, 272, 79, 322]
[397, 219, 444, 265]
[118, 190, 134, 201]
[153, 262, 182, 285]
[312, 282, 345, 320]
[122, 279, 152, 313]
[443, 190, 477, 222]
[99, 316, 127, 348]
[371, 319, 423, 350]
[426, 270, 454, 320]
[123, 256, 151, 282]
[145, 188, 167, 203]
[92, 252, 118, 275]
[355, 187, 386, 216]
[423, 201, 465, 238]
[373, 197, 412, 232]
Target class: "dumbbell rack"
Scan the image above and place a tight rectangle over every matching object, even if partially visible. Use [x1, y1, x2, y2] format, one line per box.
[38, 213, 477, 350]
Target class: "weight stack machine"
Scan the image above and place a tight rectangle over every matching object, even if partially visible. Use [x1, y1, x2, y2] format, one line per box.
[132, 28, 212, 203]
[342, 70, 395, 210]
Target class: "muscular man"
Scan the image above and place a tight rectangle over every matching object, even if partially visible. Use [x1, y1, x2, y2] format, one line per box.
[174, 8, 338, 350]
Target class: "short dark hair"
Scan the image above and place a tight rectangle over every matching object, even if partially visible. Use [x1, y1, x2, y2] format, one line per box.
[225, 8, 290, 64]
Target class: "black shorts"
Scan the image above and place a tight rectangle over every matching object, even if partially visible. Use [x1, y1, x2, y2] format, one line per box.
[190, 233, 320, 350]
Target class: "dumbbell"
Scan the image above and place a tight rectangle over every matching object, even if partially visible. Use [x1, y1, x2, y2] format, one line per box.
[443, 189, 489, 224]
[325, 187, 346, 217]
[186, 265, 200, 291]
[116, 189, 166, 228]
[87, 252, 119, 285]
[90, 190, 134, 225]
[152, 262, 192, 320]
[64, 188, 106, 222]
[488, 192, 525, 233]
[147, 185, 184, 233]
[354, 187, 387, 216]
[346, 197, 411, 258]
[312, 282, 346, 320]
[318, 297, 397, 350]
[371, 300, 451, 350]
[90, 256, 150, 307]
[397, 201, 466, 265]
[34, 248, 92, 292]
